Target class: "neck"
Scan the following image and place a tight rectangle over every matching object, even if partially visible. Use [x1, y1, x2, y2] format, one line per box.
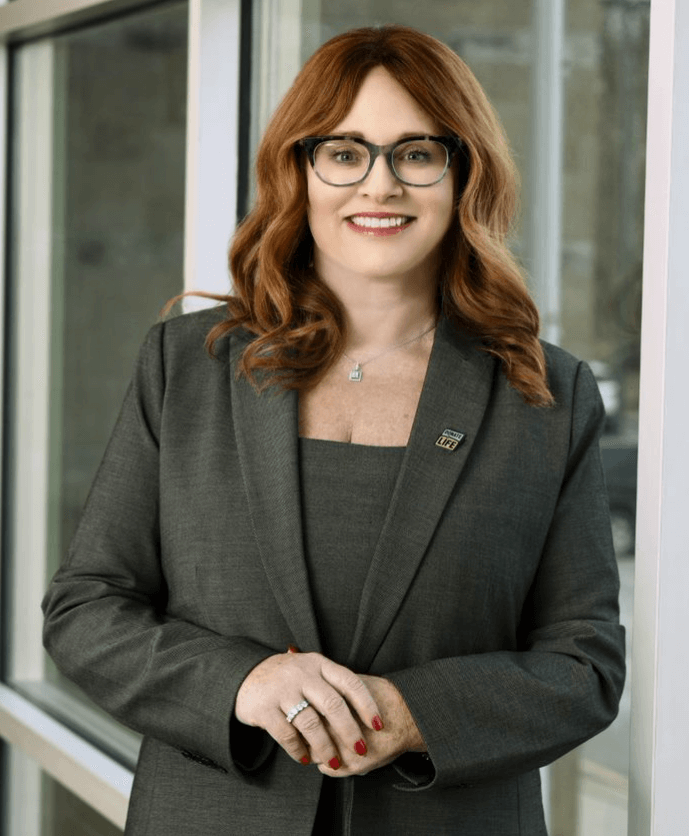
[343, 295, 438, 357]
[316, 268, 439, 355]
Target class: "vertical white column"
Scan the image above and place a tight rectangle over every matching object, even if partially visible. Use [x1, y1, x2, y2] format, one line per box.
[5, 35, 51, 836]
[11, 41, 54, 684]
[529, 0, 564, 345]
[250, 0, 307, 183]
[630, 0, 689, 834]
[184, 0, 242, 304]
[7, 747, 42, 836]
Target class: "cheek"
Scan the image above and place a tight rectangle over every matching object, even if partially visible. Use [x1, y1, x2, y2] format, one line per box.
[436, 186, 457, 235]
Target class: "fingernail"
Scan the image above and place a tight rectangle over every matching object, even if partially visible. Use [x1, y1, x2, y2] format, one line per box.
[287, 645, 300, 654]
[328, 757, 341, 770]
[372, 715, 384, 731]
[300, 755, 310, 765]
[355, 739, 367, 756]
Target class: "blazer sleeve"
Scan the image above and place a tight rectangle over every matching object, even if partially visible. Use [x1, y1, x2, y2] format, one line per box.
[42, 321, 276, 777]
[386, 361, 626, 790]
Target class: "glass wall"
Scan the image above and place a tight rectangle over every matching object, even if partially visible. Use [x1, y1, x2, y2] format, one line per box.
[4, 0, 188, 781]
[249, 2, 647, 834]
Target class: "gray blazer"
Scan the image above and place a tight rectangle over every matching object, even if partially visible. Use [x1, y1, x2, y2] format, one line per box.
[42, 307, 625, 836]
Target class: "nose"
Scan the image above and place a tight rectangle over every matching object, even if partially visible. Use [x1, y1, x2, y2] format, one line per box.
[357, 153, 403, 201]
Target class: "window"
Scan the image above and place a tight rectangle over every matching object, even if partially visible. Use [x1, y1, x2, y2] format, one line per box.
[2, 1, 188, 829]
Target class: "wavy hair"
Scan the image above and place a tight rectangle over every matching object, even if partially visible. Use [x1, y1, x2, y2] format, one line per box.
[192, 25, 553, 406]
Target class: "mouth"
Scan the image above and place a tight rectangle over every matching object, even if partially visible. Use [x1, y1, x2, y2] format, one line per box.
[346, 213, 415, 236]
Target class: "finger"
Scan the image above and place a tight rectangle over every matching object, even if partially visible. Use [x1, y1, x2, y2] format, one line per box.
[318, 761, 371, 778]
[319, 659, 384, 732]
[265, 709, 312, 765]
[299, 681, 368, 760]
[290, 705, 343, 770]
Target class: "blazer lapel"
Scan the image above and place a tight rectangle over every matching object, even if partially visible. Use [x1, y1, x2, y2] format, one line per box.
[229, 332, 322, 654]
[346, 318, 497, 672]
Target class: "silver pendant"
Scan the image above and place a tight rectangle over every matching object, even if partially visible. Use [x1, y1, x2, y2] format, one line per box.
[349, 364, 363, 382]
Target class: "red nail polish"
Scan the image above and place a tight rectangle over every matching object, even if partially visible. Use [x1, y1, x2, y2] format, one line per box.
[300, 755, 310, 765]
[372, 715, 384, 731]
[355, 739, 367, 756]
[328, 757, 341, 770]
[287, 644, 300, 654]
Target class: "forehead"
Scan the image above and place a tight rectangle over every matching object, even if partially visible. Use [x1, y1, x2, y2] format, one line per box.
[332, 66, 441, 141]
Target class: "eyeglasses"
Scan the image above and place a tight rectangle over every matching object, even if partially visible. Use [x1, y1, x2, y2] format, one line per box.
[299, 135, 463, 187]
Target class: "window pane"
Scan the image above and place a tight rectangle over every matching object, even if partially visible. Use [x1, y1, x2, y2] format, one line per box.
[250, 3, 645, 834]
[5, 744, 122, 836]
[6, 0, 188, 763]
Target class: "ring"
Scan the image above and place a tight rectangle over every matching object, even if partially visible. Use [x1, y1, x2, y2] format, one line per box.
[285, 699, 310, 724]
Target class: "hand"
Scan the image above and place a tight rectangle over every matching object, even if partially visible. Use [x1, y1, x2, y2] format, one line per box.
[317, 675, 426, 778]
[235, 651, 383, 769]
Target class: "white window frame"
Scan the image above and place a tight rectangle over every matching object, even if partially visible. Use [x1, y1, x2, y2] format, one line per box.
[630, 0, 689, 833]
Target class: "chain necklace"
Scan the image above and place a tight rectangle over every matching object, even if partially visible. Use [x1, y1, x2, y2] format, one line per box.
[342, 322, 437, 382]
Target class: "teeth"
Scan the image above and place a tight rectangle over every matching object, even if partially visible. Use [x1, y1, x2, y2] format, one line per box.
[349, 215, 410, 229]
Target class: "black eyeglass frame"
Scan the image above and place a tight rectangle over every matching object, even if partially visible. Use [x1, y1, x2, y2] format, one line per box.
[298, 135, 464, 187]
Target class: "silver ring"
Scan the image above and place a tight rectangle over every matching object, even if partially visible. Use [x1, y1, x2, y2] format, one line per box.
[285, 699, 310, 724]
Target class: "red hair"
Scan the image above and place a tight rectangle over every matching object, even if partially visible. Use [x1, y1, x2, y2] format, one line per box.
[192, 25, 553, 406]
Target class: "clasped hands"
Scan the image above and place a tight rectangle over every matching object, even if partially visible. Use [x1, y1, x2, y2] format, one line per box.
[235, 650, 425, 777]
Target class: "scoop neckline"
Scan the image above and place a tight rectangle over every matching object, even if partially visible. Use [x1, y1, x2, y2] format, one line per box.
[298, 436, 406, 451]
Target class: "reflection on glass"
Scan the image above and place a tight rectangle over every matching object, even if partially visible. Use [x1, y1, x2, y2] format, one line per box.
[50, 1, 188, 565]
[251, 2, 647, 834]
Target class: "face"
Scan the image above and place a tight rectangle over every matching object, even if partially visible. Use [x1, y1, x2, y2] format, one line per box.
[305, 66, 456, 291]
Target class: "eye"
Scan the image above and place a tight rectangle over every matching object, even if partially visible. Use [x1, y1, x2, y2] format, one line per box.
[397, 144, 433, 164]
[318, 141, 366, 166]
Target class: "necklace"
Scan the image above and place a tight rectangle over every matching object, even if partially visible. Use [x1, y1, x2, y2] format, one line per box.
[342, 322, 437, 382]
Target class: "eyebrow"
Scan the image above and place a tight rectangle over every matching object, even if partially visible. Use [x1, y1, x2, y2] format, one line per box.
[330, 130, 436, 141]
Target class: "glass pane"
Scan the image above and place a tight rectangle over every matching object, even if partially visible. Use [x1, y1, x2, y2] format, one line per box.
[250, 3, 646, 834]
[43, 778, 122, 836]
[5, 744, 122, 836]
[6, 0, 188, 763]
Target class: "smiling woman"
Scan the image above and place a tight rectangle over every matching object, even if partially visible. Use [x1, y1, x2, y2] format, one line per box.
[218, 26, 552, 408]
[42, 24, 625, 836]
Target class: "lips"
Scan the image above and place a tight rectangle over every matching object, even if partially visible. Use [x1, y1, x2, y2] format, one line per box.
[346, 213, 415, 236]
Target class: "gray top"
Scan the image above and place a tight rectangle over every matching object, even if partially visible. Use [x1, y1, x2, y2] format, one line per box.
[299, 437, 406, 836]
[299, 438, 405, 664]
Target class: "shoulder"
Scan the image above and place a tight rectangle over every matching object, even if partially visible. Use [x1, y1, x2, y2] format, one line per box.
[539, 340, 601, 410]
[160, 304, 228, 349]
[139, 304, 251, 371]
[540, 339, 583, 376]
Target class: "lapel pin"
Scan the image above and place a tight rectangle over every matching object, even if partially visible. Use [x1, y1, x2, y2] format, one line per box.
[435, 428, 466, 452]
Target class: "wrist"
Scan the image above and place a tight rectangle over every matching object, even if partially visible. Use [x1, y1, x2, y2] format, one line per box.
[382, 678, 426, 753]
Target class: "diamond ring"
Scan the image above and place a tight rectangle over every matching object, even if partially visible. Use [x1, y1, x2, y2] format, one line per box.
[285, 699, 310, 724]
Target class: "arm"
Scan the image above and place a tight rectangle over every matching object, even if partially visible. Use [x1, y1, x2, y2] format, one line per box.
[42, 322, 276, 777]
[352, 362, 625, 789]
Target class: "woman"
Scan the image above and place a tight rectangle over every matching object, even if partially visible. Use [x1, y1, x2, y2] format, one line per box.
[42, 25, 625, 836]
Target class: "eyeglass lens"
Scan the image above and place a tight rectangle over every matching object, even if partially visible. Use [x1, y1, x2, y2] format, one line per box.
[313, 139, 449, 185]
